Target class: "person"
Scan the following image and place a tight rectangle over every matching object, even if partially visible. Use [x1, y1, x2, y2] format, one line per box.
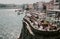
[48, 23, 57, 31]
[26, 13, 31, 17]
[51, 24, 57, 30]
[38, 25, 43, 30]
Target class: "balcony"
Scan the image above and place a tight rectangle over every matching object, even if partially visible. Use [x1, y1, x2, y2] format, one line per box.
[54, 2, 59, 5]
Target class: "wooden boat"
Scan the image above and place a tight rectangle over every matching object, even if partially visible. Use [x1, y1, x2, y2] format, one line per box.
[18, 17, 60, 39]
[23, 17, 60, 36]
[18, 9, 60, 39]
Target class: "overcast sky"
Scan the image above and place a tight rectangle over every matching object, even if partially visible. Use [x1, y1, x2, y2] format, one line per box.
[0, 0, 51, 4]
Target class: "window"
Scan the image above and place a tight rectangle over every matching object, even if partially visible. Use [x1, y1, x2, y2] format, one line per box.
[56, 0, 59, 2]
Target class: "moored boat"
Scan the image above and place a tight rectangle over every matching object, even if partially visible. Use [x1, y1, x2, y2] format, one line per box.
[18, 10, 60, 39]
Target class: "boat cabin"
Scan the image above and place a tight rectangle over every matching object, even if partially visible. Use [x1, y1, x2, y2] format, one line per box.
[47, 10, 60, 27]
[47, 10, 60, 18]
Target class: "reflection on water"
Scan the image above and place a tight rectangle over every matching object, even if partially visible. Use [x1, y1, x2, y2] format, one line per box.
[0, 9, 25, 39]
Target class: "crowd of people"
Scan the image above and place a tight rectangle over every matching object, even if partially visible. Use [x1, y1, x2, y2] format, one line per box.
[25, 11, 58, 31]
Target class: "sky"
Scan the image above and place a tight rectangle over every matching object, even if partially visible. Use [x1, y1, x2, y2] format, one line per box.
[0, 0, 51, 4]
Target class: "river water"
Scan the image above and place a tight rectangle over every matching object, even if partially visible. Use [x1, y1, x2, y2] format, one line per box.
[0, 9, 25, 39]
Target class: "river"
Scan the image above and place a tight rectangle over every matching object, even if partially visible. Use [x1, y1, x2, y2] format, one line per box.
[0, 9, 25, 39]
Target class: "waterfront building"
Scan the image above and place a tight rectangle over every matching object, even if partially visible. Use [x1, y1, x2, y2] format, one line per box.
[45, 0, 60, 10]
[44, 1, 54, 10]
[33, 3, 38, 11]
[33, 2, 44, 12]
[53, 0, 59, 9]
[27, 4, 34, 10]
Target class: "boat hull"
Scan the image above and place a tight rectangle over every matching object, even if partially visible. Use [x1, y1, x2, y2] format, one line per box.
[18, 18, 60, 39]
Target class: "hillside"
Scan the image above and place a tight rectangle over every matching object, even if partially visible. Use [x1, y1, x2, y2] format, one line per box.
[0, 4, 22, 9]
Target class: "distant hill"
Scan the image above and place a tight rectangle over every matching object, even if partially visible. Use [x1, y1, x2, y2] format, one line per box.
[0, 4, 22, 9]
